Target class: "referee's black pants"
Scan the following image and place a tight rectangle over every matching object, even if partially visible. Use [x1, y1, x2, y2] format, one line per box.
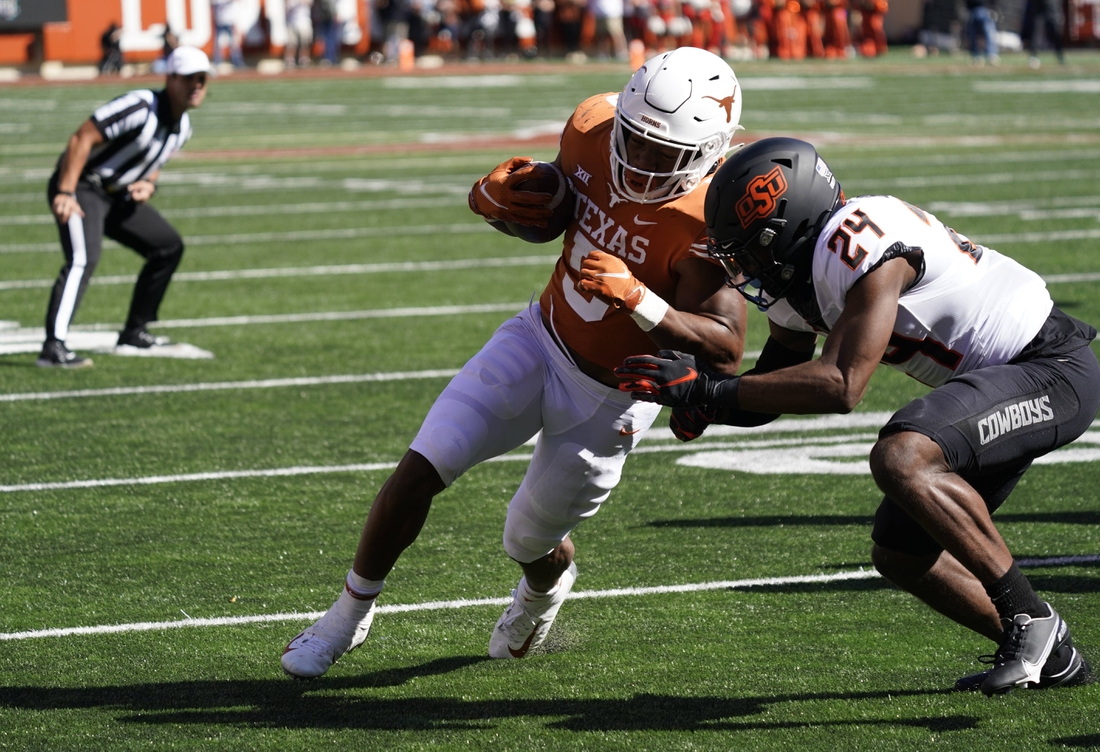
[45, 175, 185, 343]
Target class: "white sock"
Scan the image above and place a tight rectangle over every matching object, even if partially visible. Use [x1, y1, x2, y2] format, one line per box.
[345, 569, 384, 604]
[520, 576, 559, 600]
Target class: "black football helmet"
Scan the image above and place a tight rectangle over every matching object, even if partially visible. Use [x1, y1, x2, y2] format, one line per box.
[704, 137, 843, 308]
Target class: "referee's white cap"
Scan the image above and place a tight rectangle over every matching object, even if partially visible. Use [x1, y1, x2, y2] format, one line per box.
[166, 46, 211, 76]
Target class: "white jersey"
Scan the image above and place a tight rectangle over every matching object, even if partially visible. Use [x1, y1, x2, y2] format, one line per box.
[767, 195, 1052, 387]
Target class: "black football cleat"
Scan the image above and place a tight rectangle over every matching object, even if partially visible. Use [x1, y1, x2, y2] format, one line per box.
[982, 604, 1067, 695]
[117, 327, 170, 348]
[955, 603, 1091, 696]
[955, 638, 1092, 693]
[36, 340, 93, 369]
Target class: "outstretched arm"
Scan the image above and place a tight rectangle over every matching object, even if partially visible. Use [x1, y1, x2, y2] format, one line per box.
[737, 257, 911, 414]
[617, 256, 916, 414]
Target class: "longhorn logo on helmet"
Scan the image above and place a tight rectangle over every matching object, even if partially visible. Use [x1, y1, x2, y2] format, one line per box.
[702, 89, 739, 123]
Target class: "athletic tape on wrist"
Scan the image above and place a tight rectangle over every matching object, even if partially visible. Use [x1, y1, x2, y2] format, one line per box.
[629, 289, 669, 332]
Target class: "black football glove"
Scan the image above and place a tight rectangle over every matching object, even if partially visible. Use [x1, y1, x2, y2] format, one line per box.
[615, 350, 738, 409]
[669, 405, 718, 441]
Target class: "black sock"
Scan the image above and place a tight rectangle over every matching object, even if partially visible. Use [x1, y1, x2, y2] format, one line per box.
[985, 562, 1048, 620]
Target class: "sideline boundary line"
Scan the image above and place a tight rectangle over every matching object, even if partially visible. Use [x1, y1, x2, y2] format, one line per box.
[3, 555, 1096, 642]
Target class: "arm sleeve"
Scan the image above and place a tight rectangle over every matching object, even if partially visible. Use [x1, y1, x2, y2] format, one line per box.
[711, 336, 815, 427]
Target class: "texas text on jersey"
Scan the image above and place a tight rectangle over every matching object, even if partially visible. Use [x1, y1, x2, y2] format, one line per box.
[764, 195, 1052, 387]
[539, 94, 718, 374]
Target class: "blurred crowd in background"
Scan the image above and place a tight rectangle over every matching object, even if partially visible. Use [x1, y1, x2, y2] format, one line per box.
[101, 0, 889, 78]
[357, 0, 891, 63]
[97, 0, 1075, 77]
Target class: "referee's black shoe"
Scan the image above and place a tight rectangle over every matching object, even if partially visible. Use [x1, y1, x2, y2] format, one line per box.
[117, 327, 171, 348]
[36, 339, 93, 369]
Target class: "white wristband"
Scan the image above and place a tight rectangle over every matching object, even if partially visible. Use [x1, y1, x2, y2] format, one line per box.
[629, 289, 669, 332]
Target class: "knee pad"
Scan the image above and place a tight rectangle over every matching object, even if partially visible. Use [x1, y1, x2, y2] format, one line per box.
[502, 442, 620, 562]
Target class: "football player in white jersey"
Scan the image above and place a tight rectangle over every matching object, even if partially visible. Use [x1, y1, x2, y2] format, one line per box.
[616, 137, 1100, 696]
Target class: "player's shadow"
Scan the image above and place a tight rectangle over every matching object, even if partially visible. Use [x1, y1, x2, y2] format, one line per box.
[0, 669, 976, 733]
[647, 514, 873, 529]
[998, 511, 1100, 526]
[1051, 734, 1100, 749]
[647, 510, 1100, 530]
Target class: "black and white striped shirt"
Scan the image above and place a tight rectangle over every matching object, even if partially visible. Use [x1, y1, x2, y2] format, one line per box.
[77, 89, 192, 193]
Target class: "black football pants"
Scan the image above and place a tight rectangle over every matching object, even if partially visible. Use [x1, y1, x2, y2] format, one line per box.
[45, 175, 185, 343]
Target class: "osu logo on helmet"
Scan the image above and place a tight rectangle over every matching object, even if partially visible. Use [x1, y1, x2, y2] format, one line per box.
[735, 166, 788, 228]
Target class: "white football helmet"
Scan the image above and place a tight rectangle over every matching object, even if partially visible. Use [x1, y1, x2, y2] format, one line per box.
[611, 47, 743, 204]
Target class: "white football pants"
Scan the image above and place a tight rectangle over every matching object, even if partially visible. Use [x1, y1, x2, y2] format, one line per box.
[410, 303, 660, 563]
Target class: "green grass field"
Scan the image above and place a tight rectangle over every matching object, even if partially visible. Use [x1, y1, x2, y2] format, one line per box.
[2, 49, 1099, 750]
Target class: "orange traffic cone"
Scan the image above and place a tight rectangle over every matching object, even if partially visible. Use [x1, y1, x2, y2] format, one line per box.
[398, 39, 415, 72]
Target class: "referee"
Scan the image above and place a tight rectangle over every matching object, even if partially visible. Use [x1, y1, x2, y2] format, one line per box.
[38, 46, 210, 368]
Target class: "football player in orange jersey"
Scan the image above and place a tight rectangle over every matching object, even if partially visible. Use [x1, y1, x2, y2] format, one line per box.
[281, 47, 747, 678]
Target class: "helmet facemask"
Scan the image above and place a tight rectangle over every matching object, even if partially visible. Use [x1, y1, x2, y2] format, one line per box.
[709, 199, 822, 309]
[611, 114, 730, 204]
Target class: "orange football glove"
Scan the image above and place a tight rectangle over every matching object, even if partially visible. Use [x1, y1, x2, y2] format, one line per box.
[468, 156, 555, 227]
[576, 251, 648, 310]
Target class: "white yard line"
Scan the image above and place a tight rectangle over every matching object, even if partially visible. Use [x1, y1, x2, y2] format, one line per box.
[0, 197, 465, 226]
[0, 462, 401, 493]
[0, 417, 884, 492]
[0, 252, 1094, 291]
[2, 554, 1096, 642]
[5, 187, 1100, 227]
[0, 369, 462, 403]
[858, 168, 1100, 190]
[0, 255, 556, 290]
[0, 222, 496, 255]
[150, 303, 527, 329]
[0, 303, 531, 355]
[3, 413, 1093, 493]
[0, 346, 788, 400]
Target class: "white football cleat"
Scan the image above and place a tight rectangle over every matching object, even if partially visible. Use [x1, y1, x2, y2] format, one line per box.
[489, 561, 577, 659]
[281, 589, 376, 679]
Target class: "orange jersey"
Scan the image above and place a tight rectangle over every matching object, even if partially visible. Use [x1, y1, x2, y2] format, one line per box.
[539, 93, 714, 372]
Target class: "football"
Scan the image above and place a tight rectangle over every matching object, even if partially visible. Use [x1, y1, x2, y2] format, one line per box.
[503, 161, 576, 244]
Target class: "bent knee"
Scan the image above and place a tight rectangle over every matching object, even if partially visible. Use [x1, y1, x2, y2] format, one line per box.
[869, 431, 945, 490]
[870, 542, 900, 578]
[158, 238, 184, 260]
[870, 542, 937, 585]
